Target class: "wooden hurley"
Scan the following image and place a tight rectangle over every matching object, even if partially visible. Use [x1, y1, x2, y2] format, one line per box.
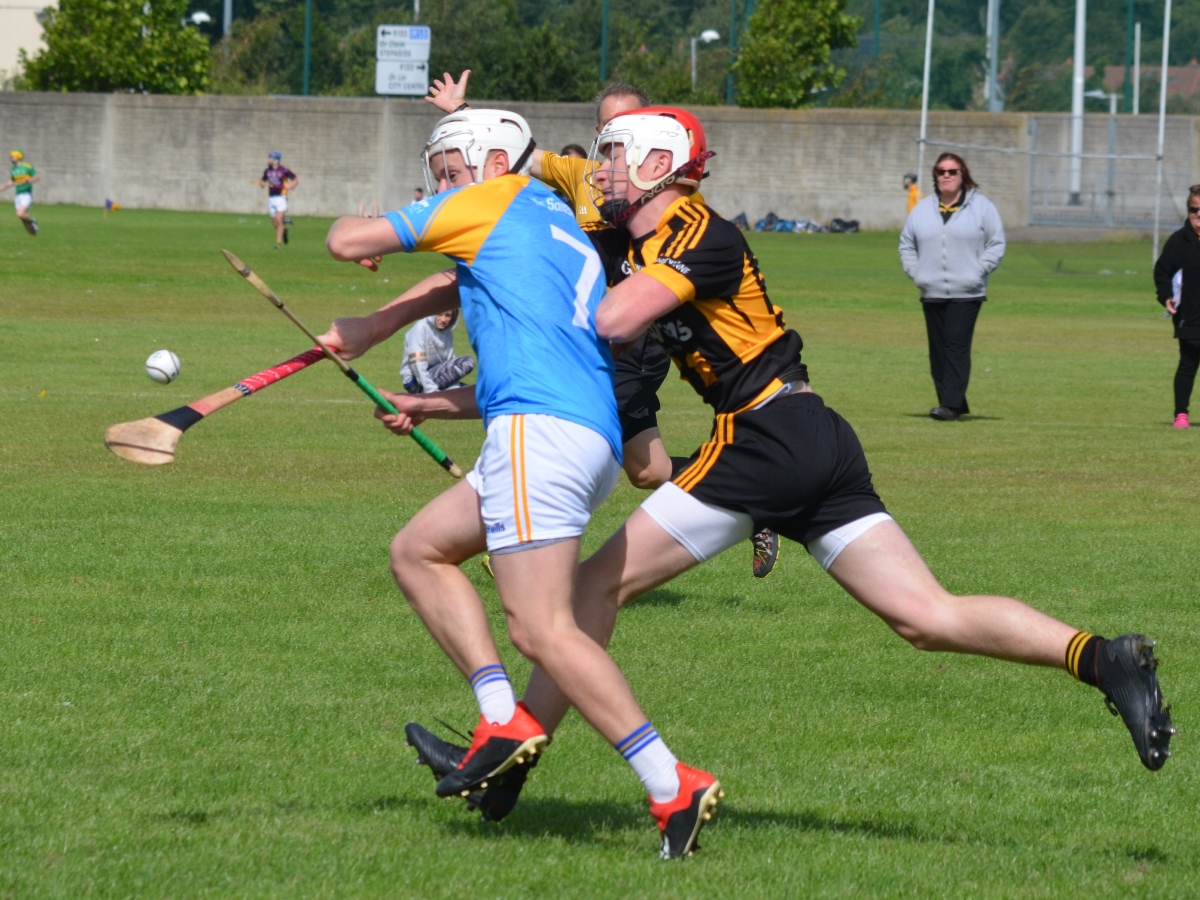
[221, 249, 463, 479]
[104, 348, 325, 465]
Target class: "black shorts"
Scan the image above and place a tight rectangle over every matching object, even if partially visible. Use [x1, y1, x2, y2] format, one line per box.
[614, 334, 672, 444]
[672, 391, 887, 546]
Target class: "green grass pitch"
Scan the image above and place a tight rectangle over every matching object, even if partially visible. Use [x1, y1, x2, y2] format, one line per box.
[1, 206, 1196, 898]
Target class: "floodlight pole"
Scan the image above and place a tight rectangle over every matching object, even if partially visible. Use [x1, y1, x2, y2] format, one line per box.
[985, 0, 1002, 111]
[1069, 0, 1086, 205]
[917, 0, 935, 198]
[1134, 22, 1141, 115]
[1153, 0, 1171, 260]
[222, 0, 231, 35]
[1124, 0, 1135, 111]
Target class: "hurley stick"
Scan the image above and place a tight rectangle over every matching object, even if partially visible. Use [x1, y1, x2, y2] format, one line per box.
[105, 348, 326, 465]
[221, 249, 463, 479]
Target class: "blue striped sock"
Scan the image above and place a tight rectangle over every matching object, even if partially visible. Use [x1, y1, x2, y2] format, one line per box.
[615, 722, 680, 803]
[469, 664, 516, 725]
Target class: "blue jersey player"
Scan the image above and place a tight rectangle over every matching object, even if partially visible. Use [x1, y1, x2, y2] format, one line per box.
[319, 110, 722, 860]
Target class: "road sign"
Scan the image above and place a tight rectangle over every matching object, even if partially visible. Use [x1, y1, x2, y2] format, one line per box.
[375, 60, 430, 96]
[375, 25, 430, 95]
[376, 25, 430, 62]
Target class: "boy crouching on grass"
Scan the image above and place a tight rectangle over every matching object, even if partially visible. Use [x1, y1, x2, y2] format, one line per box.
[401, 309, 475, 394]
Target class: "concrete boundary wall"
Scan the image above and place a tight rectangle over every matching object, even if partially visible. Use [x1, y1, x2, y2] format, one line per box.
[4, 91, 1200, 229]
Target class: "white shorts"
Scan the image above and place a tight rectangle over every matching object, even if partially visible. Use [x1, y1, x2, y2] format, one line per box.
[465, 414, 620, 553]
[267, 195, 288, 216]
[640, 482, 893, 570]
[14, 193, 32, 211]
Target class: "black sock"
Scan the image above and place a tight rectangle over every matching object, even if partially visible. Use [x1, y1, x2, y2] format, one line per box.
[1065, 632, 1104, 687]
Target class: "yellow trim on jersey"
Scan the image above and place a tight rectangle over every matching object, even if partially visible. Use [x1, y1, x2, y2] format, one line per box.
[415, 175, 529, 265]
[641, 263, 695, 303]
[539, 152, 604, 227]
[539, 152, 711, 230]
[675, 413, 734, 491]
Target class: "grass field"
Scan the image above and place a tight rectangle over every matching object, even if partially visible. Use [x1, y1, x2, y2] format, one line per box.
[1, 205, 1196, 898]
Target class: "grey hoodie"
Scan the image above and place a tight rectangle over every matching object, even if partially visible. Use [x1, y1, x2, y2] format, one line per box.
[898, 188, 1006, 300]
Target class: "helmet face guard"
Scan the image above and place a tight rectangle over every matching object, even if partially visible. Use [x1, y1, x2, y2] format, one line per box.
[586, 108, 713, 225]
[421, 110, 536, 195]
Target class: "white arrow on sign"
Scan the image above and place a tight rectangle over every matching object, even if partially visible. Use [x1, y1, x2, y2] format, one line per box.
[375, 60, 430, 96]
[376, 24, 431, 62]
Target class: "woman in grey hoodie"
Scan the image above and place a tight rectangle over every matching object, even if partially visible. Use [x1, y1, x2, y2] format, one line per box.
[899, 153, 1005, 420]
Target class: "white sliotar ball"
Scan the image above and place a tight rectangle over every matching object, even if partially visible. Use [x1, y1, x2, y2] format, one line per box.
[145, 349, 181, 384]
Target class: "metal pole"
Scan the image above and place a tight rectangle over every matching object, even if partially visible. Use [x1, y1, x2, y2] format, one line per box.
[1069, 0, 1086, 204]
[600, 0, 609, 82]
[691, 37, 698, 92]
[1134, 22, 1141, 115]
[1106, 107, 1116, 226]
[1124, 0, 1134, 111]
[985, 0, 1001, 111]
[873, 0, 881, 89]
[302, 0, 312, 96]
[223, 0, 231, 35]
[917, 0, 935, 198]
[727, 0, 738, 105]
[1153, 0, 1171, 260]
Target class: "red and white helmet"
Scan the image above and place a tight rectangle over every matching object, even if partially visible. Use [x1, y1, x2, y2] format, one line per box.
[589, 106, 709, 193]
[421, 109, 536, 194]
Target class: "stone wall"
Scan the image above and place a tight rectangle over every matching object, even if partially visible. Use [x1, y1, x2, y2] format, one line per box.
[3, 91, 1196, 229]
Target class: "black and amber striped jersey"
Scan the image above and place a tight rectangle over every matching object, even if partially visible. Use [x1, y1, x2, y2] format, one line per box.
[628, 194, 806, 413]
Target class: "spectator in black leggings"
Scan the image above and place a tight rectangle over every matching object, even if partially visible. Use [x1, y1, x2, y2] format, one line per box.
[899, 153, 1006, 421]
[1153, 185, 1200, 429]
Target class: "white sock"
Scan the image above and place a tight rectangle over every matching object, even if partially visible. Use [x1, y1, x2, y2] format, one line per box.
[616, 723, 680, 803]
[469, 664, 516, 725]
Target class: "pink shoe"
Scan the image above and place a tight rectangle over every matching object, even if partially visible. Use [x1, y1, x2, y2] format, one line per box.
[1174, 413, 1190, 429]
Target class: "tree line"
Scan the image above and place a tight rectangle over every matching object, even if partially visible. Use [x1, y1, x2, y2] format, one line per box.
[17, 0, 1200, 111]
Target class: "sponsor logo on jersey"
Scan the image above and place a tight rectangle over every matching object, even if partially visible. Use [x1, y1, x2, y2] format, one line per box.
[656, 257, 692, 275]
[486, 521, 506, 534]
[530, 193, 572, 216]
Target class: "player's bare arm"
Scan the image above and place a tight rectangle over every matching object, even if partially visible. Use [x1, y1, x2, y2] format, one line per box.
[595, 273, 681, 342]
[373, 384, 479, 434]
[326, 214, 405, 267]
[317, 268, 459, 359]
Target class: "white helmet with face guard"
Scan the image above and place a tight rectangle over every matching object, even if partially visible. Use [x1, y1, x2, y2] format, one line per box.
[421, 109, 536, 194]
[586, 106, 711, 224]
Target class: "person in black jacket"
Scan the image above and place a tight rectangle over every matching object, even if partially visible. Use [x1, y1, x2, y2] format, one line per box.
[1152, 186, 1200, 428]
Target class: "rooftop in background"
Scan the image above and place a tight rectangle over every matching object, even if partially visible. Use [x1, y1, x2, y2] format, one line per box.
[1101, 63, 1200, 100]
